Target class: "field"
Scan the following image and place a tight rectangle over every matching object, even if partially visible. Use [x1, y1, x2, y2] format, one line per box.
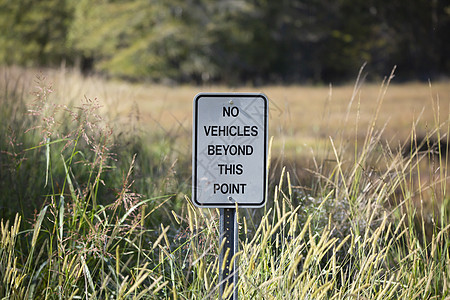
[6, 66, 450, 153]
[1, 66, 450, 299]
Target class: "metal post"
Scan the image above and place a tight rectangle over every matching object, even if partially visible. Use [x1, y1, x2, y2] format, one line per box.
[219, 208, 238, 299]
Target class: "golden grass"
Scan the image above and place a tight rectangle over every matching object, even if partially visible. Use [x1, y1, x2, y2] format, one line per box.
[2, 65, 450, 164]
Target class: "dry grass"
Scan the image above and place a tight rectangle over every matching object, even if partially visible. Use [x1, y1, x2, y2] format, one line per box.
[1, 65, 450, 299]
[3, 65, 449, 193]
[4, 65, 449, 143]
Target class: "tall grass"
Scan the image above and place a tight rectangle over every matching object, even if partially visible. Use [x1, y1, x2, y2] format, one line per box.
[0, 67, 449, 299]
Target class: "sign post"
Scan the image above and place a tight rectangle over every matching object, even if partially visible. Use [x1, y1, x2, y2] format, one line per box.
[192, 93, 268, 299]
[219, 208, 238, 299]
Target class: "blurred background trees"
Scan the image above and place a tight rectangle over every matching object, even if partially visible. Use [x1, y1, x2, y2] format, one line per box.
[1, 0, 449, 84]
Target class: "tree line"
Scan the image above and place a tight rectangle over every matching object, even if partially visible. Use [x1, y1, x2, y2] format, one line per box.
[1, 0, 449, 84]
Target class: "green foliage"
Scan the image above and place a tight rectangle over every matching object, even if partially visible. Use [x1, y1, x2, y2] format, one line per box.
[68, 0, 216, 81]
[1, 0, 449, 83]
[0, 0, 74, 66]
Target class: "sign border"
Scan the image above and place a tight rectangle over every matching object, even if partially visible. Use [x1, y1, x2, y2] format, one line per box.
[192, 93, 268, 208]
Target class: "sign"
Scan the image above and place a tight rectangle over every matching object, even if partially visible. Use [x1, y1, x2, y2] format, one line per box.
[192, 93, 268, 208]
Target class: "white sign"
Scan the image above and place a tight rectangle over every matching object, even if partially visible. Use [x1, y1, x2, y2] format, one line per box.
[192, 93, 268, 208]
